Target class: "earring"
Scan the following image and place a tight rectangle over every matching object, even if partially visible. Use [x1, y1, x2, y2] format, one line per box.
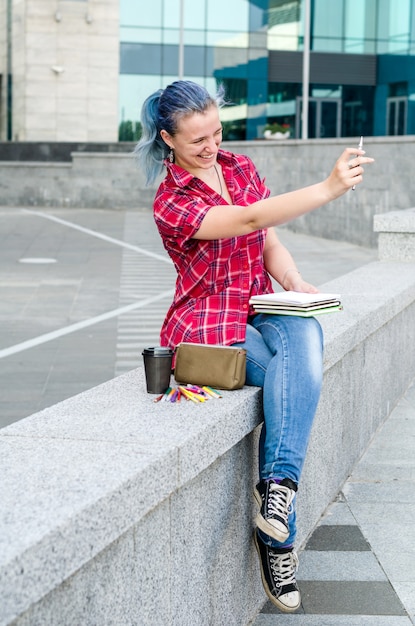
[168, 148, 174, 163]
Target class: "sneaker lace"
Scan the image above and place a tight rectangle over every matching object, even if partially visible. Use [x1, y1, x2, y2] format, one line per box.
[269, 551, 299, 588]
[268, 484, 295, 523]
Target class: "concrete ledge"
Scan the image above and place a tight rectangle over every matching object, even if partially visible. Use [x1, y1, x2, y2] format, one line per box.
[0, 142, 134, 162]
[1, 210, 415, 625]
[374, 207, 415, 260]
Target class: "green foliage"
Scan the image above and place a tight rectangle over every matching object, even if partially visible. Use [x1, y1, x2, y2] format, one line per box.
[264, 122, 290, 134]
[118, 121, 142, 141]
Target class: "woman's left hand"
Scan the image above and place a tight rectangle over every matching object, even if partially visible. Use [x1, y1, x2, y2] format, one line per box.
[284, 271, 319, 294]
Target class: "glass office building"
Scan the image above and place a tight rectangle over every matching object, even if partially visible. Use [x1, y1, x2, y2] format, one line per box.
[119, 0, 415, 141]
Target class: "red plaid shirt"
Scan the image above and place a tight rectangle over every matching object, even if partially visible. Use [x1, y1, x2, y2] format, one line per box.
[154, 149, 273, 348]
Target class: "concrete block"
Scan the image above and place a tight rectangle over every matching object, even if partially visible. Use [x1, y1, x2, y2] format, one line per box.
[11, 503, 171, 626]
[374, 208, 415, 261]
[169, 440, 264, 626]
[0, 417, 178, 624]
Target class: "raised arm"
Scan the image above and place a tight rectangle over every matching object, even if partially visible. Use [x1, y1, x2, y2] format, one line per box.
[194, 147, 374, 241]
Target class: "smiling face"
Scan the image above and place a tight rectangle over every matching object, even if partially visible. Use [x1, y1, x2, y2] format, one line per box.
[160, 105, 223, 176]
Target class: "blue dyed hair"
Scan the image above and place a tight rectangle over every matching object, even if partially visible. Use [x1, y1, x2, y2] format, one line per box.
[134, 80, 226, 186]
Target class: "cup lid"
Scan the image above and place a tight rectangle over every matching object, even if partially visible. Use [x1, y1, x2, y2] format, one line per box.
[142, 346, 173, 356]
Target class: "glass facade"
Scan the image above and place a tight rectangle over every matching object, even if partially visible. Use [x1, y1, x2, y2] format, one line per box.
[119, 0, 415, 141]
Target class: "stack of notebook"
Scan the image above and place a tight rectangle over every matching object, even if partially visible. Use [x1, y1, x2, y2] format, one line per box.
[249, 291, 342, 317]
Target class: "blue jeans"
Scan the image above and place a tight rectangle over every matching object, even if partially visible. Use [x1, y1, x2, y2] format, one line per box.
[233, 314, 323, 548]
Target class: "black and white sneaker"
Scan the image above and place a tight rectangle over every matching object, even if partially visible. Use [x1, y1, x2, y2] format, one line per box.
[254, 530, 301, 613]
[254, 478, 297, 543]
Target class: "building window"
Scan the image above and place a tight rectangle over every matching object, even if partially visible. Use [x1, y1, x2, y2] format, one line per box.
[377, 0, 412, 53]
[342, 85, 374, 137]
[387, 82, 408, 135]
[267, 0, 301, 51]
[266, 82, 299, 138]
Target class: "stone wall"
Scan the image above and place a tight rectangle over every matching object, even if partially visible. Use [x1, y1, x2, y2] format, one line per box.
[0, 136, 413, 247]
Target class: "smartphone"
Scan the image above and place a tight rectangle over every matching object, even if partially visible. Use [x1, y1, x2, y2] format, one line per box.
[352, 136, 363, 190]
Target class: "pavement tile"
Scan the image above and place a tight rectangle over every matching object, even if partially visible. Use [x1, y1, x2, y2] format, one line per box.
[393, 582, 415, 618]
[259, 581, 406, 617]
[298, 551, 387, 582]
[351, 464, 415, 483]
[366, 549, 415, 584]
[344, 482, 415, 504]
[359, 523, 415, 553]
[252, 614, 412, 625]
[319, 501, 358, 526]
[304, 525, 371, 551]
[299, 581, 407, 615]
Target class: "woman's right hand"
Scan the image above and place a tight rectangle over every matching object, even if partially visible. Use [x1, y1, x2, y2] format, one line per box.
[324, 147, 375, 199]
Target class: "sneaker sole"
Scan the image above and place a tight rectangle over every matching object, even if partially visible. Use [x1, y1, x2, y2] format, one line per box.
[254, 487, 290, 543]
[254, 532, 301, 613]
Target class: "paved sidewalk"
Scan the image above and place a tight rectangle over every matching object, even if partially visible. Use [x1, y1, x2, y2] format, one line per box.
[1, 206, 414, 624]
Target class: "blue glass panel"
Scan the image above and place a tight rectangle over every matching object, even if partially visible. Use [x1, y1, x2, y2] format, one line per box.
[118, 74, 163, 125]
[313, 0, 344, 52]
[206, 0, 249, 31]
[250, 0, 268, 31]
[120, 43, 162, 75]
[120, 0, 162, 27]
[183, 45, 206, 75]
[182, 0, 207, 30]
[120, 27, 162, 44]
[344, 0, 370, 53]
[161, 44, 207, 76]
[161, 45, 179, 75]
[206, 31, 248, 48]
[162, 28, 180, 45]
[212, 47, 249, 75]
[164, 0, 181, 28]
[377, 0, 412, 53]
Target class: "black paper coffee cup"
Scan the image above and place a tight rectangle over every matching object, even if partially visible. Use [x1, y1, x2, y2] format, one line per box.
[142, 347, 173, 394]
